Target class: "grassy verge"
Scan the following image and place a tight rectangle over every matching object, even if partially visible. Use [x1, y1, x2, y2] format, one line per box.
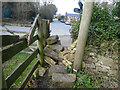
[2, 52, 38, 89]
[66, 65, 119, 88]
[65, 66, 103, 88]
[72, 71, 103, 88]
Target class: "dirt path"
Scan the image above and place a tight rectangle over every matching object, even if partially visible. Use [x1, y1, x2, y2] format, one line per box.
[36, 69, 52, 88]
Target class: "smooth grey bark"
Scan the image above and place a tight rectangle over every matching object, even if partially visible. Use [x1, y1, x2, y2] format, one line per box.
[73, 0, 94, 71]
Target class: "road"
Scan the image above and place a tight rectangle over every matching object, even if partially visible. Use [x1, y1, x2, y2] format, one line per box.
[0, 19, 72, 47]
[50, 19, 71, 35]
[50, 19, 72, 47]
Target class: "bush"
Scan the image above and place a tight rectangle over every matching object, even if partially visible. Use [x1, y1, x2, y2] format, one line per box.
[112, 2, 120, 18]
[69, 15, 82, 42]
[69, 20, 80, 41]
[39, 3, 57, 22]
[69, 4, 120, 50]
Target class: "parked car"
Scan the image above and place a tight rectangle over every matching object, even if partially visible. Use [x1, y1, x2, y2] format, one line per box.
[60, 19, 65, 23]
[65, 21, 71, 25]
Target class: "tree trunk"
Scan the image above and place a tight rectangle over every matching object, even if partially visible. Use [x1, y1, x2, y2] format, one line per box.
[73, 0, 94, 71]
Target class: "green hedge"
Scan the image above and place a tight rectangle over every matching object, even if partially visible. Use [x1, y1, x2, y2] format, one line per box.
[69, 5, 120, 50]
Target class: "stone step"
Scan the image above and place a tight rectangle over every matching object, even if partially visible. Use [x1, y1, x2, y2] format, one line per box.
[52, 73, 76, 88]
[48, 65, 67, 76]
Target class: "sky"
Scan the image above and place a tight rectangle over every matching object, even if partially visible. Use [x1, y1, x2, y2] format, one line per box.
[41, 0, 114, 15]
[52, 0, 113, 15]
[52, 0, 80, 15]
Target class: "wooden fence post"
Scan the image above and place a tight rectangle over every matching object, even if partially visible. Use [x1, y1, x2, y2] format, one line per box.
[2, 71, 7, 89]
[0, 54, 2, 89]
[42, 20, 47, 39]
[47, 20, 50, 38]
[42, 20, 50, 39]
[37, 16, 44, 66]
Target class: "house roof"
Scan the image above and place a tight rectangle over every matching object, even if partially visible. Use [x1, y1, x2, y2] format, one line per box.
[66, 14, 80, 17]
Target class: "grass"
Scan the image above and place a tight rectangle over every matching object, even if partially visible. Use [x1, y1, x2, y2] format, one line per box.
[2, 52, 38, 89]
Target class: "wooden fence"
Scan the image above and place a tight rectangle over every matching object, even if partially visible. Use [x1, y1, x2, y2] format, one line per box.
[1, 14, 50, 89]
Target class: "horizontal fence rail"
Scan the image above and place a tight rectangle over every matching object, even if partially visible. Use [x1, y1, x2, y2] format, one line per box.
[6, 49, 39, 88]
[1, 35, 38, 64]
[1, 14, 50, 89]
[1, 35, 20, 47]
[19, 60, 40, 89]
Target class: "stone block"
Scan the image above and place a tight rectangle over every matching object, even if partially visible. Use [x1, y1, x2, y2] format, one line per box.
[44, 47, 63, 61]
[97, 55, 114, 67]
[44, 56, 56, 66]
[89, 52, 96, 57]
[96, 66, 108, 72]
[62, 60, 72, 68]
[59, 52, 64, 58]
[86, 63, 96, 69]
[95, 62, 101, 67]
[38, 67, 46, 77]
[109, 70, 118, 77]
[49, 65, 67, 76]
[46, 35, 59, 45]
[52, 73, 76, 88]
[47, 44, 64, 52]
[69, 39, 77, 50]
[64, 53, 74, 61]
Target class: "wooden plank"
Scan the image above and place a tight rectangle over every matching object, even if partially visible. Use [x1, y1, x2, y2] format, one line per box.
[5, 49, 38, 88]
[2, 25, 15, 35]
[2, 40, 27, 64]
[28, 14, 39, 45]
[19, 60, 40, 89]
[28, 35, 38, 45]
[1, 35, 38, 64]
[1, 35, 20, 47]
[37, 16, 44, 66]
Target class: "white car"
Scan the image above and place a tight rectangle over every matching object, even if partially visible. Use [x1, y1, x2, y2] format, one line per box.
[65, 21, 71, 25]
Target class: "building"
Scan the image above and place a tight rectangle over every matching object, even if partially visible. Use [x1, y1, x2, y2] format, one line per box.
[65, 13, 80, 24]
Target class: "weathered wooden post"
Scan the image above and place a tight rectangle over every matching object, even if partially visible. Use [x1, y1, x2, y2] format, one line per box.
[2, 71, 7, 89]
[42, 19, 50, 39]
[37, 16, 44, 66]
[0, 57, 2, 89]
[73, 0, 94, 71]
[47, 20, 50, 38]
